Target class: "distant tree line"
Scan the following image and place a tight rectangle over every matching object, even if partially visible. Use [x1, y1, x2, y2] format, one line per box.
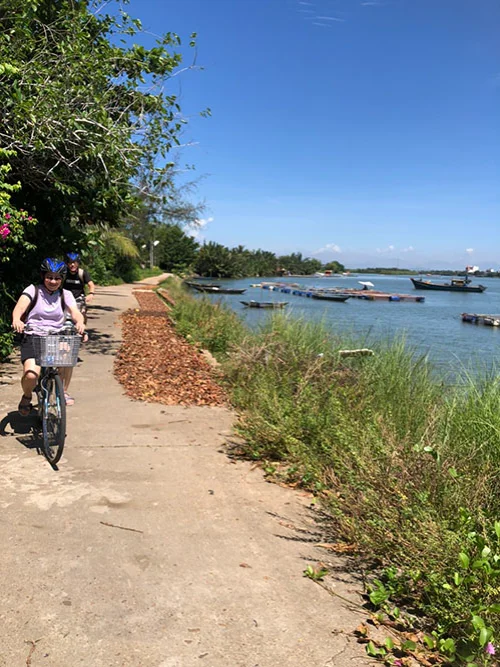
[147, 230, 346, 278]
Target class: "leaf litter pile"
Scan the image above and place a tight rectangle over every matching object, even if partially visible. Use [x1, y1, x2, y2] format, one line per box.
[114, 290, 227, 406]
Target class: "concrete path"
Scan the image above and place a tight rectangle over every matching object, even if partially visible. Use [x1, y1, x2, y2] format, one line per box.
[0, 282, 368, 667]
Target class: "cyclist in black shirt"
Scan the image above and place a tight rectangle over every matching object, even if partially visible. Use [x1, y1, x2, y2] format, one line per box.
[60, 252, 96, 405]
[64, 252, 95, 309]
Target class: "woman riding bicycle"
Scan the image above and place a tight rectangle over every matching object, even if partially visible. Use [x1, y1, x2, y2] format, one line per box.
[11, 258, 85, 416]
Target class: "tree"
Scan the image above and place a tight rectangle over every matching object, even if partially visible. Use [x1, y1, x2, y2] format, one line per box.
[195, 242, 234, 278]
[0, 0, 202, 356]
[158, 224, 199, 273]
[323, 260, 346, 273]
[278, 252, 322, 275]
[0, 0, 203, 265]
[121, 178, 205, 269]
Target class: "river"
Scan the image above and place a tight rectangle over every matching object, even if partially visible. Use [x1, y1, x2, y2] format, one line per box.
[191, 274, 500, 375]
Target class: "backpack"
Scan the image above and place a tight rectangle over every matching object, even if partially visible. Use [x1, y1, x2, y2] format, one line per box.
[21, 285, 66, 322]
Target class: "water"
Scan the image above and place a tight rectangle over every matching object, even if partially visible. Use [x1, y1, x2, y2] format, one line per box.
[192, 275, 500, 375]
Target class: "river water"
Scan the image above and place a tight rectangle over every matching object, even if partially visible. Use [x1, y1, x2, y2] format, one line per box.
[192, 275, 500, 375]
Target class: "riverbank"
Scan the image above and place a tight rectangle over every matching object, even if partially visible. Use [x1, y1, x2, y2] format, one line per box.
[161, 277, 500, 665]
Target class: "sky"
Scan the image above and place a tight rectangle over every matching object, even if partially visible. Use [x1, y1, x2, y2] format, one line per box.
[123, 0, 499, 270]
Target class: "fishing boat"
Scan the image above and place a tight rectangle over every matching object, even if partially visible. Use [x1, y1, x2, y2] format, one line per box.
[410, 276, 486, 293]
[184, 280, 220, 289]
[240, 300, 288, 309]
[311, 292, 351, 302]
[462, 313, 500, 326]
[192, 285, 247, 295]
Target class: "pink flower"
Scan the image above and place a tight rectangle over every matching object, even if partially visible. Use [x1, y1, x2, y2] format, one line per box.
[4, 213, 11, 220]
[27, 216, 33, 221]
[0, 224, 10, 239]
[486, 642, 496, 655]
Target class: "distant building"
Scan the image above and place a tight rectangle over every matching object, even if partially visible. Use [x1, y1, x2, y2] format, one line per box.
[466, 265, 480, 274]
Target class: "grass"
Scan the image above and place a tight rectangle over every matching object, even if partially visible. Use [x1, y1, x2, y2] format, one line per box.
[136, 266, 164, 280]
[162, 285, 500, 663]
[159, 277, 246, 357]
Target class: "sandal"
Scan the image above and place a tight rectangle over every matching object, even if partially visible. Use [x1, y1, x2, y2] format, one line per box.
[18, 395, 32, 417]
[64, 393, 75, 406]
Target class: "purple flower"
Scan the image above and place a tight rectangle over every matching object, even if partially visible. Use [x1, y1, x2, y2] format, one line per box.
[4, 212, 11, 220]
[0, 224, 10, 239]
[486, 642, 496, 655]
[27, 216, 33, 221]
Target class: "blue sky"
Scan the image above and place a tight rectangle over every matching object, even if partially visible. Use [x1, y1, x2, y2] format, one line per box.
[124, 0, 499, 270]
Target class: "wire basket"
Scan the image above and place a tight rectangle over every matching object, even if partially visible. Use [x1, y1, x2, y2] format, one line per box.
[31, 334, 81, 367]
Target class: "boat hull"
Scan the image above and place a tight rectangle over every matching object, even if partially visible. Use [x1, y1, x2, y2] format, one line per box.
[411, 278, 486, 293]
[184, 281, 220, 289]
[193, 286, 247, 295]
[311, 293, 350, 302]
[240, 301, 288, 309]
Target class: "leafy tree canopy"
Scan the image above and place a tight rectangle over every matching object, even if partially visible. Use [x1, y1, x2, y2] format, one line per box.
[157, 224, 199, 273]
[323, 260, 346, 273]
[0, 0, 199, 230]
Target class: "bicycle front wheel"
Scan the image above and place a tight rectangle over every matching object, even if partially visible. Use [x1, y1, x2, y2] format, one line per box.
[42, 373, 66, 465]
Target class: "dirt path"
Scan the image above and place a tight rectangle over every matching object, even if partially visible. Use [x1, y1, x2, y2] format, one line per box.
[0, 282, 368, 667]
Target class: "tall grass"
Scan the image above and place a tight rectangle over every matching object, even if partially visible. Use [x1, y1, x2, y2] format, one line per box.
[160, 278, 246, 357]
[164, 290, 500, 660]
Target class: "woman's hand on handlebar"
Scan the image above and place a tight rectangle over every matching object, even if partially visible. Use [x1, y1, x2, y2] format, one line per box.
[12, 318, 25, 333]
[75, 322, 85, 336]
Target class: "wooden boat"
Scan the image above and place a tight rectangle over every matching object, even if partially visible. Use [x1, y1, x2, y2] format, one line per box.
[410, 277, 486, 293]
[184, 280, 221, 289]
[462, 313, 500, 326]
[240, 300, 288, 309]
[311, 292, 350, 302]
[192, 285, 247, 295]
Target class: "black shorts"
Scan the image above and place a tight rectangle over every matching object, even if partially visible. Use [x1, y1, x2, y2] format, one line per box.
[20, 335, 38, 364]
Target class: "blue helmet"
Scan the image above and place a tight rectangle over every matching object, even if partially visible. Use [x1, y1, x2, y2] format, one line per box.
[40, 257, 67, 279]
[65, 252, 80, 263]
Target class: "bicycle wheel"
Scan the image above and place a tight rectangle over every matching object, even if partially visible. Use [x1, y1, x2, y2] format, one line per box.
[41, 373, 66, 464]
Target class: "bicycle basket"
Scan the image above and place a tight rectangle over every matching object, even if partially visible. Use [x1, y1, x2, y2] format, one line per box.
[31, 334, 81, 367]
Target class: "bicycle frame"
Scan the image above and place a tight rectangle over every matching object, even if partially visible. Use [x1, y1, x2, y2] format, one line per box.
[35, 364, 66, 466]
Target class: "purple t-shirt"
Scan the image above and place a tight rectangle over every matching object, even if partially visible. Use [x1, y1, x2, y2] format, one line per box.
[22, 284, 77, 335]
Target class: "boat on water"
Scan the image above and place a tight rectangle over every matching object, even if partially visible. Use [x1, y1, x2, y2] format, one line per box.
[240, 300, 288, 309]
[462, 313, 500, 326]
[311, 292, 351, 302]
[410, 276, 486, 293]
[184, 280, 220, 289]
[193, 285, 247, 295]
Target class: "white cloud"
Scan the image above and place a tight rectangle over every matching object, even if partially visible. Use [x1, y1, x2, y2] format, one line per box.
[465, 248, 474, 254]
[376, 244, 395, 253]
[401, 246, 415, 253]
[314, 15, 345, 21]
[314, 243, 342, 254]
[185, 217, 213, 241]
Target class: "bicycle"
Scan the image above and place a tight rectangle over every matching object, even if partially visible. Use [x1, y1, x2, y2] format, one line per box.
[75, 295, 88, 324]
[30, 330, 81, 465]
